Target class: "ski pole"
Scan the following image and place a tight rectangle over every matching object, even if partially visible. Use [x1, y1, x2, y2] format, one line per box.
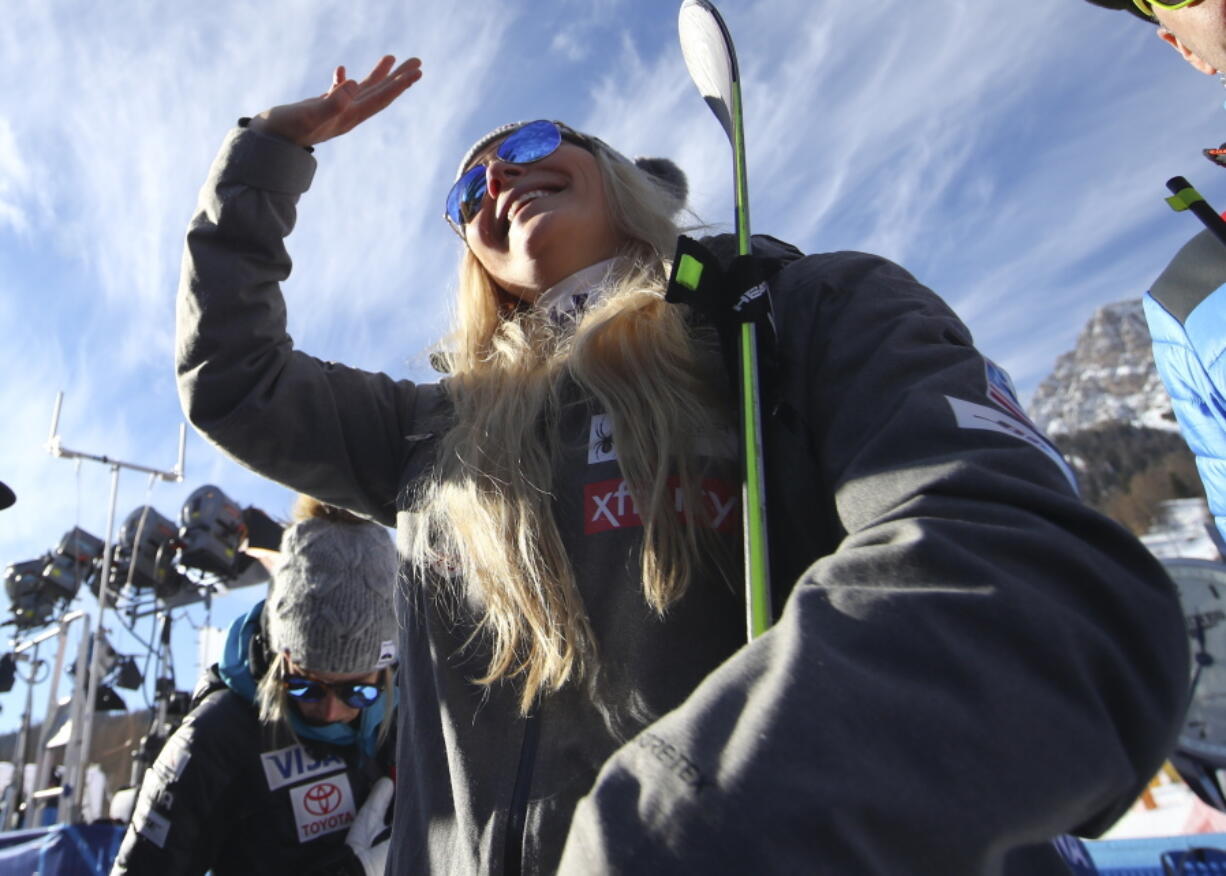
[678, 0, 773, 640]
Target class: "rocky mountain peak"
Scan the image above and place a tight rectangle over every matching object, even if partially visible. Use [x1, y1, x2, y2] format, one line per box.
[1029, 299, 1175, 437]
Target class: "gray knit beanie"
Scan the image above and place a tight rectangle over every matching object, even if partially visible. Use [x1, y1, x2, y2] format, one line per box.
[456, 120, 688, 208]
[266, 504, 398, 675]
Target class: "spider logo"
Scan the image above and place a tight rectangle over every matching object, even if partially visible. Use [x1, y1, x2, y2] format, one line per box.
[592, 419, 615, 456]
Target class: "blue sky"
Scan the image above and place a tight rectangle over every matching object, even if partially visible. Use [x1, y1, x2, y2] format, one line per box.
[0, 0, 1221, 734]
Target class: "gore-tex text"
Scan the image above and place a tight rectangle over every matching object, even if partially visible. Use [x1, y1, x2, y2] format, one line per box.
[637, 731, 710, 793]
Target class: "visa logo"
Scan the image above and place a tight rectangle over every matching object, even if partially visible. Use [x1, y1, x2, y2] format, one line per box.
[260, 743, 346, 792]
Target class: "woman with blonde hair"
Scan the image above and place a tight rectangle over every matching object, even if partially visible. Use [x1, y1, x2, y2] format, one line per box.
[112, 497, 398, 876]
[176, 55, 1188, 874]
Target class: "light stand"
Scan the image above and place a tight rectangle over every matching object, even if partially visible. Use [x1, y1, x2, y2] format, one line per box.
[0, 645, 42, 829]
[26, 611, 86, 828]
[46, 391, 184, 824]
[128, 611, 175, 792]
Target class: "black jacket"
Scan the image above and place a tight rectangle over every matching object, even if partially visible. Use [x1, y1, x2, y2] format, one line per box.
[111, 652, 392, 874]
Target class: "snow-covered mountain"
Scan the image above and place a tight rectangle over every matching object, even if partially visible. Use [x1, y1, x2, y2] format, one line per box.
[1025, 297, 1206, 547]
[1141, 497, 1218, 560]
[1028, 299, 1175, 437]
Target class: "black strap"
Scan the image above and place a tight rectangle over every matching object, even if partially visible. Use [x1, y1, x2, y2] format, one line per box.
[665, 234, 780, 392]
[665, 235, 775, 322]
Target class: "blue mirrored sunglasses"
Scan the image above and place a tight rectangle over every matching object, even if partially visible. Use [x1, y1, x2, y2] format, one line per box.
[445, 120, 586, 233]
[284, 674, 381, 709]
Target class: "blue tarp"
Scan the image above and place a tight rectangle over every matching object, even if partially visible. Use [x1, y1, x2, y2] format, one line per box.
[0, 824, 123, 875]
[0, 823, 1217, 875]
[1085, 833, 1226, 875]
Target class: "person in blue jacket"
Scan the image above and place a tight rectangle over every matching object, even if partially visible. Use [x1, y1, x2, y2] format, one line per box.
[1085, 0, 1226, 541]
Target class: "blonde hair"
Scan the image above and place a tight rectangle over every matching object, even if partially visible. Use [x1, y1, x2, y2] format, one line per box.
[408, 141, 734, 713]
[291, 493, 367, 525]
[256, 651, 396, 746]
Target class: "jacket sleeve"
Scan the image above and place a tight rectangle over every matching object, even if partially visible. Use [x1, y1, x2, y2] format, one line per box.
[1144, 289, 1226, 535]
[558, 250, 1190, 874]
[175, 125, 430, 525]
[110, 695, 242, 875]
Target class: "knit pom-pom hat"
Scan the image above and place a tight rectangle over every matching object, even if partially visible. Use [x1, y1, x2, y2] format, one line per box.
[266, 497, 398, 675]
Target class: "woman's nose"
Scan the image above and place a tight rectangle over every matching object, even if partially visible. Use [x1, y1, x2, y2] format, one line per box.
[321, 692, 351, 722]
[485, 159, 522, 199]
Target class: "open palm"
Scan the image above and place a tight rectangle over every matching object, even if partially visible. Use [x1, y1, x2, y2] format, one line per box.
[252, 55, 423, 147]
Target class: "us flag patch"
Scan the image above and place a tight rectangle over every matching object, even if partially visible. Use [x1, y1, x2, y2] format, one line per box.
[984, 359, 1031, 424]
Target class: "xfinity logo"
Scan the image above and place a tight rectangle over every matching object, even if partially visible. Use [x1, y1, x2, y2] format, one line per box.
[583, 477, 737, 534]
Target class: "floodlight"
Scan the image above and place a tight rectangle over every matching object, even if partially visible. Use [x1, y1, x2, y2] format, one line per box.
[178, 485, 245, 577]
[220, 506, 284, 591]
[41, 527, 104, 603]
[110, 506, 185, 599]
[110, 655, 143, 691]
[242, 507, 284, 553]
[4, 557, 58, 630]
[94, 684, 126, 712]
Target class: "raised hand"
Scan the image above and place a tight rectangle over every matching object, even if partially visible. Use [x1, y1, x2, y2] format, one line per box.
[249, 55, 423, 148]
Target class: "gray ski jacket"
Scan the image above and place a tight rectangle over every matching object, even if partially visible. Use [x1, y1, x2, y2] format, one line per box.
[176, 124, 1189, 875]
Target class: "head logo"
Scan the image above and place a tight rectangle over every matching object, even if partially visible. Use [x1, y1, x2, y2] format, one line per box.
[303, 781, 343, 816]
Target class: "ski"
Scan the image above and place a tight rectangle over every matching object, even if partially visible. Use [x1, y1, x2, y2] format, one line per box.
[678, 0, 773, 639]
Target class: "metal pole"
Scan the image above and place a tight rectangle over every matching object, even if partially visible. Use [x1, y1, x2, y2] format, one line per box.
[29, 611, 84, 826]
[130, 611, 172, 791]
[58, 614, 92, 824]
[66, 463, 121, 822]
[1, 645, 40, 830]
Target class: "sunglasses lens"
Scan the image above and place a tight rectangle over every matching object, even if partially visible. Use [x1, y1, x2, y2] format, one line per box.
[497, 120, 562, 165]
[285, 676, 381, 709]
[446, 165, 488, 226]
[285, 678, 325, 702]
[341, 684, 381, 709]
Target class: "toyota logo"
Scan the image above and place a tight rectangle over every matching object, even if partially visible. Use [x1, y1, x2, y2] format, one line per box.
[303, 782, 343, 816]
